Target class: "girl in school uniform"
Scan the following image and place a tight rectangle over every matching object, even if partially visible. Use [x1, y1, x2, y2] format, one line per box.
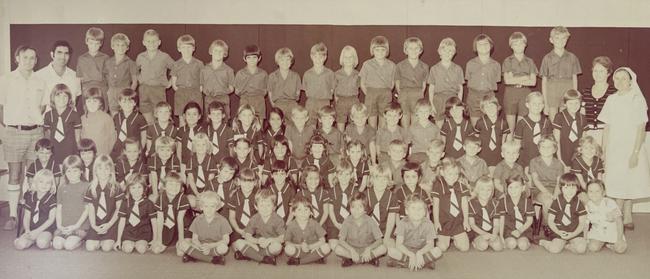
[441, 97, 474, 159]
[585, 180, 627, 254]
[474, 93, 510, 171]
[540, 173, 588, 254]
[115, 138, 148, 187]
[498, 173, 534, 251]
[115, 174, 157, 254]
[231, 104, 262, 162]
[43, 83, 82, 166]
[552, 89, 586, 166]
[570, 136, 604, 203]
[326, 161, 360, 251]
[177, 102, 207, 171]
[345, 140, 371, 192]
[264, 160, 297, 222]
[260, 107, 286, 160]
[231, 137, 259, 172]
[301, 134, 336, 187]
[146, 102, 178, 157]
[79, 138, 97, 183]
[84, 154, 124, 252]
[14, 169, 58, 250]
[185, 133, 218, 209]
[297, 166, 331, 228]
[205, 101, 234, 162]
[151, 172, 192, 256]
[431, 158, 471, 252]
[148, 136, 182, 200]
[363, 163, 399, 247]
[468, 176, 503, 251]
[208, 157, 239, 217]
[227, 168, 260, 243]
[261, 135, 299, 184]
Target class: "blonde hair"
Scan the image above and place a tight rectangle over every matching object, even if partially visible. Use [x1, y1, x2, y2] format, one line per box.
[537, 135, 558, 151]
[155, 135, 176, 151]
[310, 42, 327, 56]
[85, 27, 104, 41]
[50, 83, 74, 110]
[111, 33, 130, 46]
[89, 154, 118, 198]
[350, 103, 369, 117]
[479, 92, 501, 112]
[550, 26, 570, 38]
[198, 191, 223, 211]
[143, 29, 160, 40]
[208, 40, 229, 55]
[32, 169, 57, 194]
[438, 37, 456, 51]
[473, 175, 495, 196]
[192, 132, 212, 154]
[501, 140, 521, 153]
[403, 37, 423, 54]
[177, 34, 196, 48]
[576, 135, 602, 157]
[339, 45, 358, 67]
[274, 47, 294, 64]
[508, 32, 527, 46]
[525, 91, 544, 104]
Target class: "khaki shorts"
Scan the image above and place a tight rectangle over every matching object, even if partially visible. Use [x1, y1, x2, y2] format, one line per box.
[2, 126, 41, 163]
[174, 87, 202, 116]
[398, 87, 424, 116]
[204, 94, 231, 119]
[239, 95, 266, 119]
[503, 86, 531, 116]
[305, 98, 331, 121]
[273, 99, 298, 120]
[107, 86, 129, 114]
[545, 79, 573, 109]
[467, 88, 493, 118]
[431, 92, 457, 121]
[139, 85, 167, 113]
[364, 87, 392, 117]
[334, 95, 360, 124]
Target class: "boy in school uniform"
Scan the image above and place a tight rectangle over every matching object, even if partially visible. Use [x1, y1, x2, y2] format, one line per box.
[493, 140, 525, 194]
[503, 32, 538, 132]
[540, 173, 587, 254]
[395, 37, 429, 128]
[359, 35, 396, 129]
[375, 102, 410, 164]
[386, 140, 408, 187]
[553, 89, 586, 166]
[111, 88, 148, 160]
[303, 42, 335, 123]
[115, 138, 149, 186]
[457, 136, 489, 188]
[344, 103, 377, 160]
[428, 38, 464, 127]
[171, 34, 204, 124]
[540, 26, 581, 121]
[394, 162, 431, 218]
[104, 33, 138, 115]
[268, 47, 301, 119]
[77, 27, 110, 113]
[146, 102, 177, 156]
[465, 34, 501, 126]
[136, 29, 175, 124]
[200, 40, 235, 118]
[285, 106, 316, 166]
[406, 99, 441, 164]
[513, 91, 553, 167]
[334, 45, 361, 132]
[234, 45, 268, 120]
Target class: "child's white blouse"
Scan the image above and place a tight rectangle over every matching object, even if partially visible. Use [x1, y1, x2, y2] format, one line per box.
[586, 197, 622, 243]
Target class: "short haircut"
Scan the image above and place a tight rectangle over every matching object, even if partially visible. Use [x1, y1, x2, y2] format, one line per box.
[472, 34, 494, 52]
[163, 171, 182, 187]
[14, 45, 36, 59]
[463, 135, 481, 147]
[243, 44, 260, 58]
[401, 161, 422, 179]
[550, 26, 570, 37]
[317, 105, 336, 118]
[414, 98, 432, 112]
[125, 174, 148, 200]
[404, 193, 427, 209]
[563, 89, 582, 103]
[271, 160, 288, 173]
[155, 135, 176, 150]
[78, 138, 97, 154]
[290, 195, 310, 212]
[176, 34, 196, 48]
[350, 103, 369, 117]
[505, 173, 525, 188]
[339, 45, 358, 67]
[85, 27, 104, 41]
[558, 172, 579, 187]
[438, 37, 456, 51]
[336, 160, 353, 173]
[403, 37, 423, 54]
[525, 91, 544, 103]
[444, 96, 466, 118]
[84, 87, 106, 111]
[474, 176, 495, 192]
[384, 102, 402, 115]
[143, 29, 159, 39]
[209, 39, 229, 55]
[592, 56, 613, 74]
[218, 156, 240, 174]
[62, 155, 84, 174]
[577, 135, 602, 157]
[508, 31, 527, 46]
[310, 42, 327, 56]
[119, 88, 138, 102]
[111, 33, 130, 46]
[349, 192, 370, 212]
[155, 102, 172, 116]
[370, 36, 389, 54]
[389, 139, 407, 153]
[537, 135, 558, 150]
[123, 137, 141, 150]
[346, 140, 364, 153]
[479, 92, 501, 112]
[32, 169, 56, 193]
[501, 140, 521, 153]
[255, 188, 277, 206]
[238, 168, 260, 185]
[192, 132, 212, 153]
[207, 101, 227, 115]
[371, 163, 392, 180]
[183, 101, 202, 115]
[198, 191, 223, 210]
[35, 138, 53, 152]
[50, 83, 74, 109]
[587, 179, 606, 193]
[291, 105, 308, 117]
[50, 40, 72, 54]
[274, 47, 294, 64]
[428, 139, 445, 152]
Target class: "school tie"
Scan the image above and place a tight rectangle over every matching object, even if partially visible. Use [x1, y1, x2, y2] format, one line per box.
[276, 192, 285, 218]
[97, 191, 108, 219]
[158, 168, 166, 190]
[569, 119, 579, 142]
[453, 125, 463, 151]
[242, 198, 251, 225]
[532, 122, 541, 145]
[164, 206, 175, 229]
[125, 169, 134, 183]
[128, 200, 141, 227]
[311, 193, 320, 218]
[587, 168, 595, 180]
[118, 118, 128, 142]
[561, 203, 572, 226]
[481, 207, 492, 231]
[489, 123, 497, 150]
[32, 198, 41, 223]
[216, 182, 225, 201]
[339, 192, 350, 219]
[313, 158, 320, 170]
[84, 166, 90, 181]
[372, 203, 381, 223]
[196, 167, 206, 189]
[211, 131, 220, 155]
[513, 205, 524, 230]
[54, 116, 65, 142]
[449, 188, 460, 217]
[187, 129, 194, 151]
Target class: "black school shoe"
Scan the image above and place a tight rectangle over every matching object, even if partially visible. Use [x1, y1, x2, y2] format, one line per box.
[341, 258, 354, 267]
[315, 258, 326, 264]
[182, 254, 197, 263]
[368, 258, 380, 267]
[261, 256, 277, 265]
[211, 256, 225, 265]
[287, 257, 300, 265]
[543, 225, 553, 238]
[234, 251, 250, 261]
[425, 260, 436, 270]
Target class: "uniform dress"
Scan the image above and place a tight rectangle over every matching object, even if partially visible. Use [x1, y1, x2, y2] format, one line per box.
[496, 194, 534, 239]
[206, 122, 234, 162]
[185, 154, 218, 194]
[115, 156, 148, 185]
[440, 118, 474, 159]
[267, 179, 297, 221]
[26, 158, 62, 179]
[23, 191, 57, 232]
[325, 182, 359, 239]
[297, 187, 331, 225]
[146, 122, 178, 157]
[552, 109, 586, 165]
[227, 188, 258, 242]
[155, 192, 192, 246]
[43, 107, 81, 165]
[570, 156, 604, 187]
[111, 110, 148, 159]
[147, 155, 181, 191]
[176, 124, 207, 164]
[548, 195, 587, 240]
[468, 198, 498, 241]
[118, 198, 157, 241]
[84, 184, 125, 240]
[431, 178, 470, 236]
[513, 115, 553, 167]
[394, 184, 431, 218]
[364, 187, 399, 235]
[474, 114, 510, 166]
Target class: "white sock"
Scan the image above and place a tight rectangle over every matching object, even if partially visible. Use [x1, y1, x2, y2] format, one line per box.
[7, 185, 20, 218]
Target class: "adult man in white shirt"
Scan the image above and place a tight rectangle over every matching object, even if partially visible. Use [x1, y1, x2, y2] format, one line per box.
[0, 46, 46, 230]
[35, 40, 82, 111]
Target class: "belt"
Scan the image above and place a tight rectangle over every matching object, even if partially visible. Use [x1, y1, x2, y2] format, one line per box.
[8, 125, 40, 131]
[506, 84, 534, 89]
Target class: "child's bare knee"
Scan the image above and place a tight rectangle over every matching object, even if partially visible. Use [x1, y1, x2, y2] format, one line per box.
[122, 242, 135, 254]
[505, 238, 517, 249]
[284, 244, 296, 256]
[85, 240, 100, 251]
[518, 238, 530, 251]
[320, 243, 331, 254]
[233, 239, 246, 251]
[101, 240, 114, 252]
[267, 242, 282, 255]
[216, 243, 229, 255]
[52, 237, 65, 250]
[614, 242, 627, 254]
[387, 247, 402, 259]
[135, 242, 148, 254]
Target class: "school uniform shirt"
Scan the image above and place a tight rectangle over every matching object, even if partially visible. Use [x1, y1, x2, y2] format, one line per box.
[582, 86, 615, 130]
[156, 192, 191, 232]
[539, 50, 582, 80]
[82, 162, 94, 182]
[118, 198, 157, 240]
[234, 68, 268, 97]
[77, 51, 109, 85]
[529, 156, 565, 190]
[364, 187, 399, 233]
[136, 50, 174, 87]
[232, 123, 263, 161]
[262, 156, 300, 178]
[284, 218, 326, 245]
[301, 155, 335, 184]
[329, 182, 360, 224]
[206, 122, 234, 161]
[440, 118, 474, 158]
[513, 115, 553, 167]
[431, 178, 470, 224]
[147, 155, 181, 189]
[387, 159, 406, 187]
[26, 158, 62, 179]
[259, 127, 285, 158]
[394, 184, 431, 218]
[344, 125, 376, 155]
[496, 194, 534, 235]
[146, 122, 178, 156]
[103, 55, 138, 89]
[492, 160, 525, 188]
[474, 114, 510, 166]
[115, 156, 148, 184]
[244, 212, 286, 238]
[457, 155, 489, 185]
[586, 197, 621, 243]
[43, 107, 82, 164]
[394, 216, 436, 250]
[206, 179, 234, 210]
[395, 59, 429, 90]
[334, 68, 360, 97]
[23, 191, 57, 232]
[338, 214, 383, 248]
[548, 195, 587, 234]
[113, 110, 148, 147]
[227, 188, 258, 229]
[57, 181, 91, 228]
[186, 154, 218, 193]
[359, 58, 396, 89]
[298, 187, 331, 220]
[84, 184, 125, 226]
[267, 179, 298, 220]
[570, 156, 604, 184]
[284, 123, 316, 160]
[189, 213, 233, 243]
[267, 69, 301, 102]
[375, 126, 410, 154]
[407, 121, 441, 154]
[502, 54, 538, 78]
[176, 124, 207, 164]
[465, 56, 501, 92]
[303, 67, 335, 100]
[350, 158, 371, 186]
[427, 61, 465, 94]
[235, 156, 258, 171]
[316, 128, 344, 158]
[171, 57, 203, 89]
[468, 198, 498, 233]
[552, 109, 586, 165]
[200, 62, 235, 97]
